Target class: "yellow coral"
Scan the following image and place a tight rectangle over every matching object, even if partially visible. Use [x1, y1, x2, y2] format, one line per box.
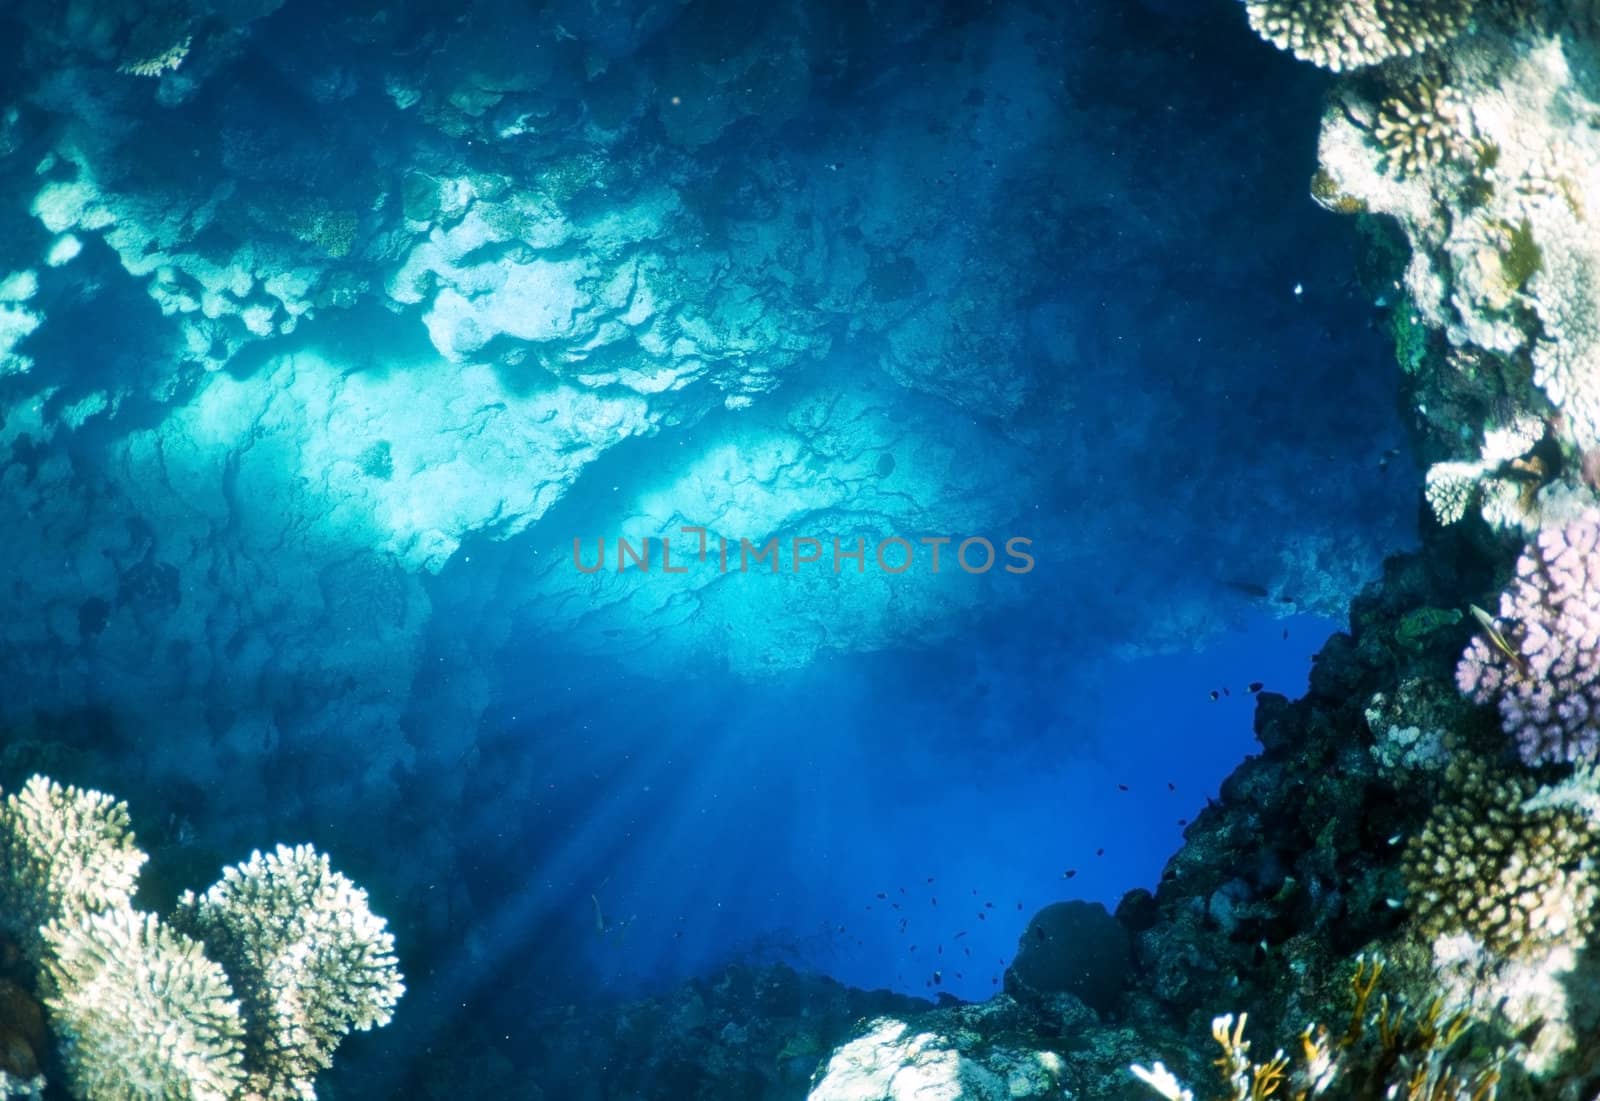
[1132, 957, 1502, 1101]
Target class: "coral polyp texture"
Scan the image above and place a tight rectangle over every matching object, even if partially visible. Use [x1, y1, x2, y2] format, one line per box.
[175, 844, 404, 1101]
[1457, 510, 1600, 766]
[1373, 81, 1475, 179]
[1243, 0, 1476, 71]
[0, 777, 146, 962]
[0, 776, 401, 1101]
[1309, 3, 1600, 531]
[1402, 760, 1599, 956]
[42, 909, 245, 1101]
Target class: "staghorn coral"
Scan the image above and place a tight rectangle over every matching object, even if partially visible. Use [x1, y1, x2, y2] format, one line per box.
[1244, 0, 1476, 72]
[1374, 80, 1475, 179]
[175, 844, 404, 1101]
[42, 909, 245, 1101]
[1130, 958, 1503, 1101]
[1403, 759, 1600, 956]
[1457, 509, 1600, 765]
[0, 777, 147, 963]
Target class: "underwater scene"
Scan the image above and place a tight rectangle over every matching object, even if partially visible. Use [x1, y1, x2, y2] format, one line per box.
[8, 0, 1600, 1097]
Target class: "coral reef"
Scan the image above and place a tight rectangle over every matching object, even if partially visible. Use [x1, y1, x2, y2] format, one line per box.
[1131, 959, 1504, 1101]
[44, 909, 246, 1101]
[1244, 0, 1476, 71]
[175, 844, 404, 1101]
[0, 776, 402, 1101]
[1002, 900, 1130, 1014]
[1402, 760, 1599, 956]
[1311, 2, 1600, 532]
[0, 777, 146, 963]
[1456, 510, 1600, 766]
[1373, 80, 1475, 179]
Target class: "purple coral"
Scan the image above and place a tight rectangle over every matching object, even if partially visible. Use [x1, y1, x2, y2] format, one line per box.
[1457, 510, 1600, 766]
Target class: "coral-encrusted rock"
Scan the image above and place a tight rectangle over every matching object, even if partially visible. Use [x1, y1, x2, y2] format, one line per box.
[1004, 901, 1129, 1015]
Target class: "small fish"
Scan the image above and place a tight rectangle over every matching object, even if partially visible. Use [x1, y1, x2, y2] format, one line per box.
[991, 976, 998, 985]
[978, 912, 986, 920]
[910, 944, 918, 952]
[926, 877, 935, 884]
[1209, 690, 1219, 701]
[1282, 628, 1289, 640]
[591, 894, 605, 935]
[1033, 926, 1045, 942]
[1222, 686, 1230, 697]
[1469, 604, 1529, 677]
[1117, 783, 1129, 792]
[891, 903, 901, 911]
[955, 931, 968, 939]
[876, 892, 886, 899]
[1178, 818, 1188, 826]
[1096, 848, 1105, 856]
[963, 947, 970, 956]
[1015, 902, 1022, 910]
[933, 970, 942, 985]
[931, 896, 938, 906]
[984, 901, 993, 908]
[937, 944, 943, 955]
[1167, 781, 1176, 791]
[1062, 869, 1077, 879]
[1248, 682, 1263, 693]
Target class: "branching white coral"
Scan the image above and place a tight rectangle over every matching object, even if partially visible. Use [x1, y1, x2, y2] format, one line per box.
[0, 776, 147, 960]
[43, 909, 245, 1101]
[1245, 0, 1475, 72]
[176, 844, 404, 1101]
[1529, 209, 1600, 450]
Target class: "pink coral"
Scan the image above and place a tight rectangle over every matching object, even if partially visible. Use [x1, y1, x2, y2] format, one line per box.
[1457, 510, 1600, 766]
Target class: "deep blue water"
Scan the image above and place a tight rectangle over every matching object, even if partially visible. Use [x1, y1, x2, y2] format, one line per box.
[0, 0, 1415, 1095]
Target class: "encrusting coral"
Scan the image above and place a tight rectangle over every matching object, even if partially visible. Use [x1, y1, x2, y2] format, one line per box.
[0, 775, 403, 1101]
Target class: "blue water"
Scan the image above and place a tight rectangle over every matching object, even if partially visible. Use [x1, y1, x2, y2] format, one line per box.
[496, 610, 1335, 1005]
[0, 0, 1417, 1095]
